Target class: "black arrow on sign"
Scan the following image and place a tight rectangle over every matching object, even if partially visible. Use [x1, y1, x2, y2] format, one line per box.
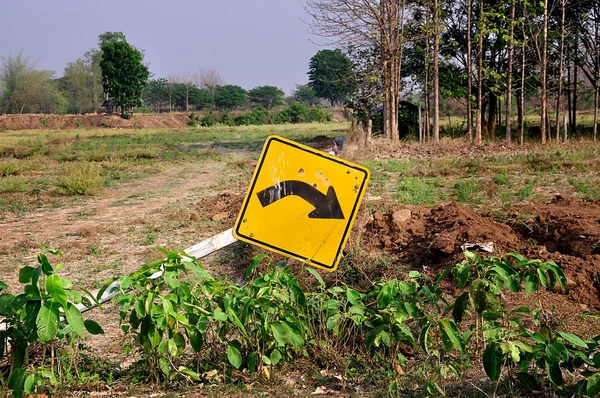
[256, 180, 345, 219]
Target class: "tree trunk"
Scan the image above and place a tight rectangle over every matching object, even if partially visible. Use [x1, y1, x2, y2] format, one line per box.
[424, 9, 431, 142]
[595, 9, 600, 142]
[432, 0, 440, 142]
[364, 118, 372, 146]
[573, 60, 578, 132]
[563, 114, 568, 143]
[567, 62, 572, 129]
[488, 91, 497, 138]
[554, 0, 567, 142]
[540, 0, 549, 144]
[466, 0, 473, 142]
[476, 0, 484, 145]
[520, 4, 527, 145]
[505, 0, 515, 143]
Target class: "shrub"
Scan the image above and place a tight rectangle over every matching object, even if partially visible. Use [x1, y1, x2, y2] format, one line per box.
[234, 106, 270, 126]
[0, 176, 29, 193]
[201, 112, 217, 127]
[0, 160, 23, 177]
[188, 112, 201, 127]
[53, 162, 104, 195]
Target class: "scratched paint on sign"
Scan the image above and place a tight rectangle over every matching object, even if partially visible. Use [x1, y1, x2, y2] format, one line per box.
[233, 135, 370, 271]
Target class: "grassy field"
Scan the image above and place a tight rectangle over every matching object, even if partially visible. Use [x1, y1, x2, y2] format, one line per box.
[1, 122, 600, 397]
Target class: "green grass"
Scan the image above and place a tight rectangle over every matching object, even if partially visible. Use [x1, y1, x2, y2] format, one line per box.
[0, 176, 29, 194]
[395, 177, 444, 205]
[455, 178, 483, 204]
[569, 178, 600, 200]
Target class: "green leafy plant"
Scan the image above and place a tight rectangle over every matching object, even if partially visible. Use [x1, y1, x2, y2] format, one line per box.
[0, 248, 104, 397]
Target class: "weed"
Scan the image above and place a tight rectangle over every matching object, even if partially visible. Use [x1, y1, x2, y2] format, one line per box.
[0, 160, 22, 177]
[455, 178, 482, 203]
[493, 172, 510, 186]
[145, 227, 156, 245]
[0, 176, 29, 193]
[54, 162, 104, 195]
[518, 185, 533, 200]
[76, 121, 82, 128]
[395, 177, 443, 205]
[41, 119, 47, 128]
[569, 178, 600, 200]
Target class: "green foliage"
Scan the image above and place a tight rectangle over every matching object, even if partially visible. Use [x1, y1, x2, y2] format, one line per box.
[214, 85, 248, 110]
[100, 39, 149, 113]
[0, 248, 103, 397]
[293, 84, 318, 106]
[308, 49, 355, 106]
[395, 177, 443, 205]
[53, 162, 104, 195]
[248, 86, 285, 108]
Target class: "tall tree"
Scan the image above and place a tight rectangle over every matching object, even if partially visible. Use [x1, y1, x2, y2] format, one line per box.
[475, 0, 484, 144]
[432, 0, 440, 142]
[293, 85, 318, 106]
[554, 0, 567, 142]
[172, 71, 198, 112]
[466, 0, 473, 142]
[307, 49, 355, 106]
[248, 86, 285, 108]
[505, 0, 516, 143]
[100, 40, 149, 114]
[199, 68, 224, 109]
[540, 0, 549, 144]
[305, 0, 406, 141]
[0, 51, 64, 114]
[214, 85, 247, 109]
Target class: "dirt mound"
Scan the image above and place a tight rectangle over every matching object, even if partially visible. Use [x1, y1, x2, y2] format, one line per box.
[195, 193, 244, 226]
[360, 198, 600, 309]
[0, 113, 191, 130]
[504, 195, 600, 308]
[362, 202, 524, 268]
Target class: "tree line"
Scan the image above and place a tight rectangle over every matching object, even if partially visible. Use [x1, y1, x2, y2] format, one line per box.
[305, 0, 600, 143]
[0, 32, 324, 116]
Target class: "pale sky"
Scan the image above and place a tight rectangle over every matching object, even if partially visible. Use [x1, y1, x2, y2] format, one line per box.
[0, 0, 323, 94]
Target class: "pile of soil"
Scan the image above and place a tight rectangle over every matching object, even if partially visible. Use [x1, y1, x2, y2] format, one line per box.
[0, 113, 191, 130]
[359, 198, 600, 309]
[506, 195, 600, 308]
[194, 193, 244, 225]
[362, 202, 524, 267]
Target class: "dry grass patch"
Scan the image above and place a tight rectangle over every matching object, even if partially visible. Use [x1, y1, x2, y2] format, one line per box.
[54, 162, 104, 195]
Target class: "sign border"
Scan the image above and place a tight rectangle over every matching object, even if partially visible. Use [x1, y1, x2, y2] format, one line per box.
[233, 135, 370, 271]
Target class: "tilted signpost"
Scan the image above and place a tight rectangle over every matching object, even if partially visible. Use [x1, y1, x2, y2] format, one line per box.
[234, 135, 370, 271]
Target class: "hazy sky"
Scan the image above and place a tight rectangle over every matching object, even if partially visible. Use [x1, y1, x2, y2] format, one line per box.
[0, 0, 324, 94]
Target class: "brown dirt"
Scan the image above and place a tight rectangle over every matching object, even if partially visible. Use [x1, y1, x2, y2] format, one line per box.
[0, 113, 191, 130]
[358, 197, 600, 310]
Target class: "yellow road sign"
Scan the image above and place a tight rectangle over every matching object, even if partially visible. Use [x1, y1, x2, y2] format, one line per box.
[233, 135, 370, 272]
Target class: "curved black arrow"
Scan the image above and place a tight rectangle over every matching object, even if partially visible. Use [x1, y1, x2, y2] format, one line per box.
[256, 180, 345, 219]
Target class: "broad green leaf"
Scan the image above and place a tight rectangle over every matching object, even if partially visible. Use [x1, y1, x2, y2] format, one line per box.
[8, 368, 28, 398]
[398, 282, 416, 296]
[306, 268, 325, 288]
[227, 308, 248, 337]
[558, 332, 588, 349]
[182, 260, 213, 280]
[525, 274, 539, 297]
[18, 266, 36, 283]
[187, 326, 202, 352]
[178, 366, 201, 381]
[346, 288, 361, 305]
[246, 254, 267, 278]
[587, 372, 600, 397]
[483, 343, 503, 381]
[46, 274, 68, 309]
[248, 352, 258, 374]
[537, 268, 548, 288]
[545, 360, 564, 388]
[271, 321, 304, 348]
[0, 280, 7, 290]
[546, 342, 568, 364]
[262, 355, 272, 365]
[377, 281, 398, 308]
[36, 301, 60, 342]
[227, 345, 242, 368]
[159, 357, 170, 376]
[38, 253, 53, 275]
[452, 292, 469, 323]
[509, 342, 521, 363]
[84, 320, 104, 335]
[64, 303, 85, 338]
[163, 271, 180, 288]
[23, 374, 36, 394]
[213, 308, 227, 321]
[439, 318, 464, 354]
[270, 349, 283, 366]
